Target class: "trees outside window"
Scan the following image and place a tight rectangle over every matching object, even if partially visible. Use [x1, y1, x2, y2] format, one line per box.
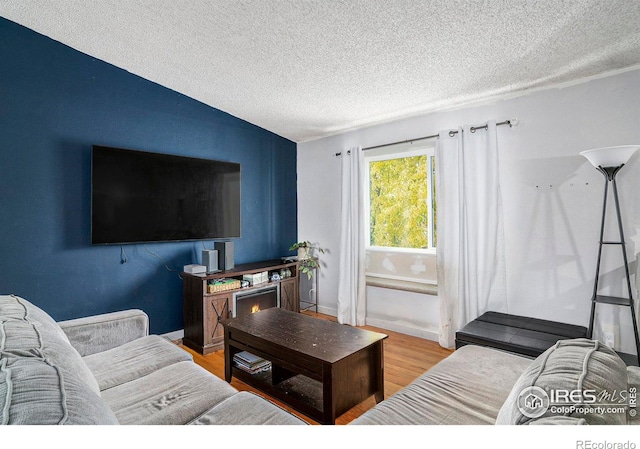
[365, 145, 436, 251]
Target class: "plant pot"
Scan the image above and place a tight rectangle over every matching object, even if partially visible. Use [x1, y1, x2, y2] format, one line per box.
[298, 247, 310, 260]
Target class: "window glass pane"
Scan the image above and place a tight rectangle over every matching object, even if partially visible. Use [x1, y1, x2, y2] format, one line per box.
[369, 155, 428, 249]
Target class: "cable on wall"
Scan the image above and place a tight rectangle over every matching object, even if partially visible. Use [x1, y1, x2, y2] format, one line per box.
[143, 245, 182, 279]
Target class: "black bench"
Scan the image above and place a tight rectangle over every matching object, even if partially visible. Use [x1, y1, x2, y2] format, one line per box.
[455, 311, 588, 358]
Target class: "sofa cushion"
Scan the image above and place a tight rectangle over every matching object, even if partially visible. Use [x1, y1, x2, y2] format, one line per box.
[190, 392, 307, 425]
[101, 360, 237, 424]
[496, 338, 628, 425]
[0, 355, 118, 424]
[350, 345, 532, 425]
[0, 295, 100, 395]
[84, 335, 193, 391]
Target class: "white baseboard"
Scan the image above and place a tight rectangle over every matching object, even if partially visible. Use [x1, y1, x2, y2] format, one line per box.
[162, 329, 184, 341]
[316, 305, 439, 342]
[365, 317, 439, 342]
[317, 304, 337, 316]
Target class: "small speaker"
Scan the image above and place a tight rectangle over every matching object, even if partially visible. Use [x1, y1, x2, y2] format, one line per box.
[214, 241, 235, 271]
[202, 249, 219, 273]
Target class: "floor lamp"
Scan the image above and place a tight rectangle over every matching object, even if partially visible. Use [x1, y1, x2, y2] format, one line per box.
[580, 145, 640, 365]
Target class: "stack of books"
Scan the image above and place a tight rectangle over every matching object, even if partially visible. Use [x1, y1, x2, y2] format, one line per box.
[233, 351, 271, 374]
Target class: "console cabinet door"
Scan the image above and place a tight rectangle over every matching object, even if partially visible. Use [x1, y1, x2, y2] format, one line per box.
[280, 278, 299, 313]
[205, 294, 231, 350]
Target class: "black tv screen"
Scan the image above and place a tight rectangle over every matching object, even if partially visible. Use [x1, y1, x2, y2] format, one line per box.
[91, 146, 241, 245]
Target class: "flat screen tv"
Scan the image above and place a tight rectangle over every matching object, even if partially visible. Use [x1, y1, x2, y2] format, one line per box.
[91, 146, 241, 245]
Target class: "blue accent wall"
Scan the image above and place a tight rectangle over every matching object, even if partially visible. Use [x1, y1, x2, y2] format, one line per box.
[0, 18, 298, 334]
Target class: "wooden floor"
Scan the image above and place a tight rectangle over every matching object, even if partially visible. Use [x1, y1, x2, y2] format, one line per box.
[182, 311, 452, 425]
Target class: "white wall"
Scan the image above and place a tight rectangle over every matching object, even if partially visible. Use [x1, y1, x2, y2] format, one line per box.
[297, 69, 640, 354]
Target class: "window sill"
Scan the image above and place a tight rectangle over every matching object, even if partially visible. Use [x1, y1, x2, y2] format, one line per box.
[366, 276, 438, 296]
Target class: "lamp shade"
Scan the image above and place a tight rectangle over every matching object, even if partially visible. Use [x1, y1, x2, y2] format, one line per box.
[580, 145, 640, 168]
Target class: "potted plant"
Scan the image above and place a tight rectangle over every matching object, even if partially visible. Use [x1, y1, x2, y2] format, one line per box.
[289, 241, 325, 280]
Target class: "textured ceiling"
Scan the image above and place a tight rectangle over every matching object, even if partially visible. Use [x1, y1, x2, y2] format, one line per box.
[2, 1, 640, 142]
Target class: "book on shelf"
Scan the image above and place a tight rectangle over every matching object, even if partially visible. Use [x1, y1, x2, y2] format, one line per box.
[233, 351, 271, 374]
[233, 350, 264, 366]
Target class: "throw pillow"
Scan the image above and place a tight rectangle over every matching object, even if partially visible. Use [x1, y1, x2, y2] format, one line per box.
[496, 338, 628, 425]
[0, 295, 100, 394]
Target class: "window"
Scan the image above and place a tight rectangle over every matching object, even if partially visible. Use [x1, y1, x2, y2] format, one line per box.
[364, 141, 437, 289]
[365, 144, 436, 251]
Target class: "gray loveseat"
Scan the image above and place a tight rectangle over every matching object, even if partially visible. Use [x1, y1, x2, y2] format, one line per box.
[0, 294, 304, 425]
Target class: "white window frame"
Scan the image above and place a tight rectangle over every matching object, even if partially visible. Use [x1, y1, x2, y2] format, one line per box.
[364, 141, 436, 255]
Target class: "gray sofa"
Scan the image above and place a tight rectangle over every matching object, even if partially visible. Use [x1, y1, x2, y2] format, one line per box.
[0, 294, 304, 425]
[352, 339, 640, 425]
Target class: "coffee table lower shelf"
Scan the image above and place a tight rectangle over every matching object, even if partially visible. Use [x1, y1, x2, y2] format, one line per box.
[232, 365, 324, 421]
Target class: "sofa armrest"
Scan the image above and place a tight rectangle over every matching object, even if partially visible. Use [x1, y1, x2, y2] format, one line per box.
[58, 309, 149, 356]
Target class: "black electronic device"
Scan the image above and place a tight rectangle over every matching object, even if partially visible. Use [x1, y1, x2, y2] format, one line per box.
[215, 241, 235, 270]
[91, 146, 241, 245]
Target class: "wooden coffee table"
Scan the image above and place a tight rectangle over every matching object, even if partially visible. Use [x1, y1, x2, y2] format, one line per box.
[222, 307, 388, 424]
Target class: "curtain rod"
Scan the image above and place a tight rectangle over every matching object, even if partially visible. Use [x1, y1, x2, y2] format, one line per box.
[335, 118, 517, 156]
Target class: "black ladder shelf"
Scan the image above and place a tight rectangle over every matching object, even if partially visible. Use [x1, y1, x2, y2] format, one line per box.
[588, 167, 640, 366]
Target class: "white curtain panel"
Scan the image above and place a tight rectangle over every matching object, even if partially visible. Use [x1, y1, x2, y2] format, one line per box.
[435, 121, 507, 348]
[337, 147, 366, 326]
